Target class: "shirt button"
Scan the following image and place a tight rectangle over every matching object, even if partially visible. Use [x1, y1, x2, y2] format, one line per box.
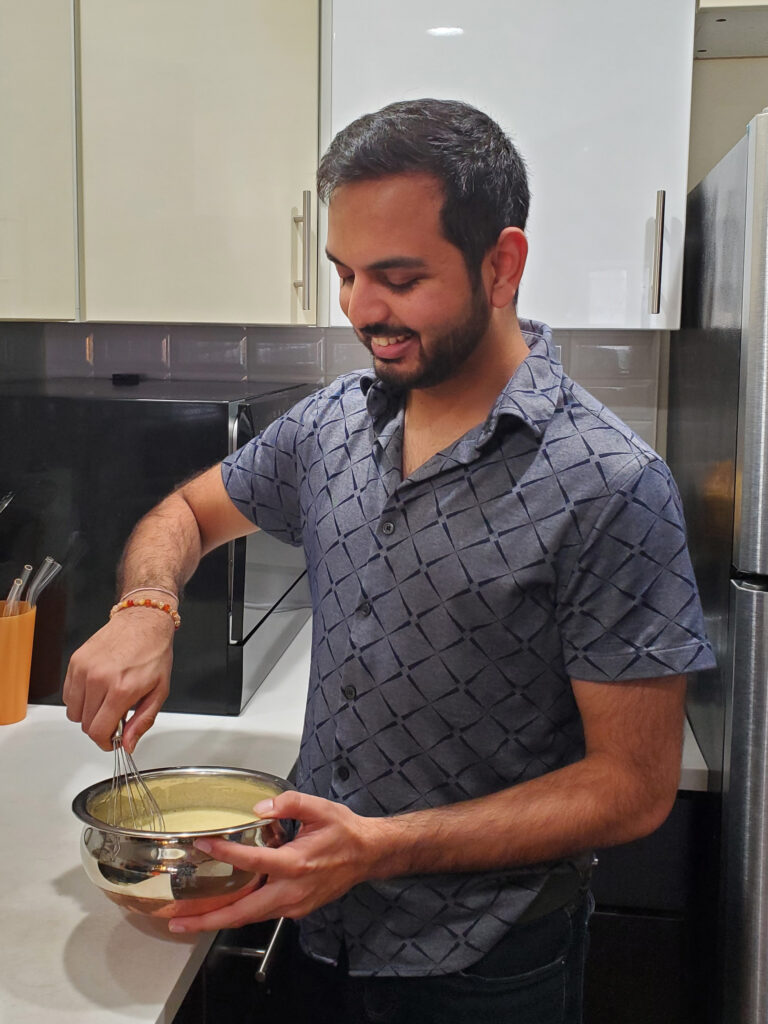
[342, 684, 357, 701]
[337, 764, 350, 782]
[382, 520, 395, 536]
[358, 601, 372, 617]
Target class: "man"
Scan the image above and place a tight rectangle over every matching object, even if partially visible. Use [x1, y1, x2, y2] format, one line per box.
[64, 99, 715, 1023]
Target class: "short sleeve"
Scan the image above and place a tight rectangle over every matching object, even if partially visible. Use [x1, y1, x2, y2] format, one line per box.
[220, 399, 309, 547]
[557, 458, 716, 681]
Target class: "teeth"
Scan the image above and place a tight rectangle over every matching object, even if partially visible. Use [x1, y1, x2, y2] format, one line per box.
[371, 334, 410, 347]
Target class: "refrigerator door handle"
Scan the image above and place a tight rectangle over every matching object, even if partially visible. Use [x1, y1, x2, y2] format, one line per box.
[650, 189, 666, 314]
[723, 579, 768, 1022]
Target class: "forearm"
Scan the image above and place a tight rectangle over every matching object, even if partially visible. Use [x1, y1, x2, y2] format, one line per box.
[170, 750, 682, 934]
[365, 751, 678, 880]
[116, 490, 203, 599]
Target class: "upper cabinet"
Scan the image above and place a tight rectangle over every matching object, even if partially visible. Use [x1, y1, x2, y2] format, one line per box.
[78, 0, 318, 324]
[0, 1, 694, 329]
[323, 0, 695, 331]
[0, 1, 78, 320]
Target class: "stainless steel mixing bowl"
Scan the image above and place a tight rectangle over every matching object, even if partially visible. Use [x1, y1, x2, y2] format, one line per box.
[72, 766, 293, 918]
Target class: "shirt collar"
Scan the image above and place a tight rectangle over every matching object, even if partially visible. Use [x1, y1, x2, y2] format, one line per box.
[477, 319, 563, 445]
[362, 319, 562, 445]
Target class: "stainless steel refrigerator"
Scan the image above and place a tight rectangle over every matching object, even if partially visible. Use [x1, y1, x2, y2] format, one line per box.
[667, 110, 768, 1023]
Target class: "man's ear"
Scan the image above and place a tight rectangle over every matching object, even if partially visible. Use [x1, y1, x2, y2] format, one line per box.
[488, 228, 528, 308]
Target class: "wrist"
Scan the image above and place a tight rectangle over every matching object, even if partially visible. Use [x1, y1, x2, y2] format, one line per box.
[109, 597, 181, 630]
[363, 814, 421, 881]
[119, 585, 180, 605]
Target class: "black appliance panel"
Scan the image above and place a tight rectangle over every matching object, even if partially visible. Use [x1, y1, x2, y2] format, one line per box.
[0, 378, 313, 714]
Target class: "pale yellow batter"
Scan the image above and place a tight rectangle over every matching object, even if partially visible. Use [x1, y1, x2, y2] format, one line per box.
[133, 807, 256, 832]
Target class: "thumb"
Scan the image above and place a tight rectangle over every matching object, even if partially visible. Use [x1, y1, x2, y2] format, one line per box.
[122, 695, 163, 754]
[254, 789, 332, 824]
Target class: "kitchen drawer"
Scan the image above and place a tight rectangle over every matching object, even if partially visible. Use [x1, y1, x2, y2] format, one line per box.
[587, 790, 720, 1024]
[173, 919, 289, 1023]
[591, 790, 718, 912]
[585, 910, 689, 1024]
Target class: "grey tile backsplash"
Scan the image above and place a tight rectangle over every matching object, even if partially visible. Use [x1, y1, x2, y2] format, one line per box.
[0, 322, 46, 379]
[0, 321, 662, 450]
[561, 329, 661, 449]
[247, 326, 326, 383]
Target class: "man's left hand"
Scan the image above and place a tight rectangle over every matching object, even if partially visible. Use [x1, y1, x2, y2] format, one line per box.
[167, 791, 385, 934]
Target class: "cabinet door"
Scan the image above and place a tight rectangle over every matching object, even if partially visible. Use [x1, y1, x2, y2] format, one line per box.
[324, 0, 694, 330]
[0, 0, 77, 319]
[79, 1, 318, 324]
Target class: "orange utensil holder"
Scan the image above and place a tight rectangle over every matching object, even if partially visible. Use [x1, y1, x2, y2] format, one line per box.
[0, 601, 37, 724]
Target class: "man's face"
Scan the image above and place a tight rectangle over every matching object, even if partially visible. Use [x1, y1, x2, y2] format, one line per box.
[325, 174, 491, 390]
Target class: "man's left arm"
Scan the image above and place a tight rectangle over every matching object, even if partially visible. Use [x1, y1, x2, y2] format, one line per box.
[168, 672, 686, 933]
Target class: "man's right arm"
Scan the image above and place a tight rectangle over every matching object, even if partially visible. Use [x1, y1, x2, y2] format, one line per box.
[63, 464, 258, 752]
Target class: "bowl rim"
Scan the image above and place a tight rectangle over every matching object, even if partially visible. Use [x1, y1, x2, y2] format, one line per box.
[71, 764, 294, 838]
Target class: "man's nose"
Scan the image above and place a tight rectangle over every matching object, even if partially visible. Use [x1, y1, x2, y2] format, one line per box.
[343, 276, 390, 330]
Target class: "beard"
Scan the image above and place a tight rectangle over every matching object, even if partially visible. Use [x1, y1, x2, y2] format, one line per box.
[355, 283, 492, 391]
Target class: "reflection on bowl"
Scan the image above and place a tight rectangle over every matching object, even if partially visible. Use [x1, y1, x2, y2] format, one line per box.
[72, 766, 292, 918]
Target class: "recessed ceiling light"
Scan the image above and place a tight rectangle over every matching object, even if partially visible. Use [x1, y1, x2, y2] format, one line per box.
[427, 26, 464, 37]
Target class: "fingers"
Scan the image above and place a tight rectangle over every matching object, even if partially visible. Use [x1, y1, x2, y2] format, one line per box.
[65, 655, 115, 751]
[62, 663, 83, 724]
[62, 614, 173, 749]
[259, 789, 339, 824]
[167, 798, 376, 935]
[121, 691, 165, 754]
[169, 882, 285, 934]
[193, 837, 286, 874]
[168, 845, 296, 934]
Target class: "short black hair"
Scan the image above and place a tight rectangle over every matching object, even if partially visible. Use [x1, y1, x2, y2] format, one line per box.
[317, 98, 530, 285]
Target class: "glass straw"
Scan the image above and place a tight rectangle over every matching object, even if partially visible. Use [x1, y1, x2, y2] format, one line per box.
[3, 578, 24, 617]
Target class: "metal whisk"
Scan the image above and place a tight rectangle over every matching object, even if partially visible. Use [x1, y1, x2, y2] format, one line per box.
[107, 719, 166, 831]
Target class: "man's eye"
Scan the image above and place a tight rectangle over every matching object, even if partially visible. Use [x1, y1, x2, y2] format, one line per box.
[339, 273, 354, 286]
[387, 279, 419, 293]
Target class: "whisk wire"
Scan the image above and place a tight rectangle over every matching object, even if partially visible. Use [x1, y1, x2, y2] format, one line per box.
[108, 720, 166, 831]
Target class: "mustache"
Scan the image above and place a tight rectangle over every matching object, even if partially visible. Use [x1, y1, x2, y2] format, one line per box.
[356, 323, 416, 339]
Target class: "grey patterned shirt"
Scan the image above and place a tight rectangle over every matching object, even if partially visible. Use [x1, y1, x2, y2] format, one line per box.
[221, 319, 715, 977]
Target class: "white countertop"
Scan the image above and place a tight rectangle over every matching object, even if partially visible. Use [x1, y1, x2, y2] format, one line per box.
[0, 618, 709, 1024]
[680, 718, 709, 792]
[0, 620, 311, 1024]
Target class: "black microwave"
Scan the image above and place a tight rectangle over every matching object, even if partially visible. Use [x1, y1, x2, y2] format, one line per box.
[0, 377, 313, 714]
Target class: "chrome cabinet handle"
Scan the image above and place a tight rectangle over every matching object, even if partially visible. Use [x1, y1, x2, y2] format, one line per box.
[293, 190, 311, 311]
[650, 189, 665, 315]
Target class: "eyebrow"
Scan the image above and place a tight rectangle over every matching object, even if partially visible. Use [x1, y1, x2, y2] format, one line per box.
[325, 250, 427, 272]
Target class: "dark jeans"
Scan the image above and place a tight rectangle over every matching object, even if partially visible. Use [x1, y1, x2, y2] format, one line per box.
[280, 892, 594, 1024]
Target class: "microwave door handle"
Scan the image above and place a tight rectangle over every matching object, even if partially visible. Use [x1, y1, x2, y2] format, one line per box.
[232, 402, 255, 454]
[229, 536, 247, 643]
[228, 402, 256, 642]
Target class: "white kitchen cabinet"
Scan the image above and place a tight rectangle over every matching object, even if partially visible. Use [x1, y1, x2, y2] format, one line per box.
[78, 0, 318, 324]
[322, 0, 695, 331]
[0, 0, 78, 320]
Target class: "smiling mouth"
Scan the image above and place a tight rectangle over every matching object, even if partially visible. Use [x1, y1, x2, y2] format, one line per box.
[366, 331, 417, 358]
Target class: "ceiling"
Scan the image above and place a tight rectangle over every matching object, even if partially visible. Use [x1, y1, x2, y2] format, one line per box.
[695, 5, 768, 58]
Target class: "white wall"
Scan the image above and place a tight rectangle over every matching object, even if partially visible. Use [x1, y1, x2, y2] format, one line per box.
[688, 57, 768, 189]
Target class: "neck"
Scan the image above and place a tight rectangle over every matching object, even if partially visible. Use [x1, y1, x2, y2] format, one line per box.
[400, 313, 530, 479]
[406, 313, 530, 428]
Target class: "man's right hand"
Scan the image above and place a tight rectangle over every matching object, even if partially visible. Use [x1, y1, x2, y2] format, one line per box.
[63, 607, 175, 753]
